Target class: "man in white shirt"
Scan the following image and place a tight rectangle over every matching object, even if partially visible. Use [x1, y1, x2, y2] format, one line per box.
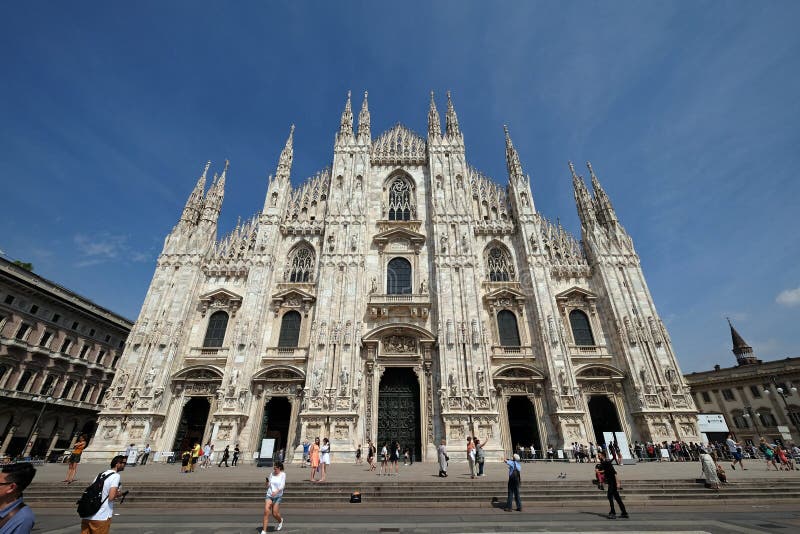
[139, 444, 152, 466]
[80, 455, 126, 534]
[726, 434, 746, 471]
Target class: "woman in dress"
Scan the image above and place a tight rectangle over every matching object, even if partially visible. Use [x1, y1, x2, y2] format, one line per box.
[64, 434, 87, 483]
[437, 438, 448, 477]
[319, 437, 331, 482]
[759, 438, 780, 471]
[699, 451, 720, 489]
[367, 440, 376, 471]
[309, 437, 321, 482]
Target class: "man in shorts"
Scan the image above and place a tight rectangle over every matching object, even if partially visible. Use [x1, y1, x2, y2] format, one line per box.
[80, 455, 126, 534]
[726, 434, 746, 470]
[302, 439, 310, 468]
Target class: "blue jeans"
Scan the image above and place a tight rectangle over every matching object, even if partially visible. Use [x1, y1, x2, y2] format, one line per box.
[506, 480, 521, 510]
[478, 460, 484, 476]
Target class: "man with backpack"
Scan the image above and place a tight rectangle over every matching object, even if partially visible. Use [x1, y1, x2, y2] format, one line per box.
[503, 453, 522, 512]
[79, 455, 126, 534]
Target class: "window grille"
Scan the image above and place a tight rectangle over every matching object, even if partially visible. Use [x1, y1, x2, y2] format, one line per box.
[569, 310, 595, 346]
[487, 246, 513, 281]
[497, 310, 521, 347]
[287, 246, 314, 282]
[387, 258, 412, 294]
[387, 179, 413, 220]
[203, 311, 229, 348]
[278, 311, 302, 348]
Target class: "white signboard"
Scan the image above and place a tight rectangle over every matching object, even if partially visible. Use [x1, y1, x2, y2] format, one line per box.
[126, 448, 138, 465]
[603, 431, 634, 464]
[260, 438, 276, 460]
[697, 414, 729, 433]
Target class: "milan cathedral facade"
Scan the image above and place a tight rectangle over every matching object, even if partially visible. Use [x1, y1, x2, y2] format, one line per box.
[86, 92, 699, 463]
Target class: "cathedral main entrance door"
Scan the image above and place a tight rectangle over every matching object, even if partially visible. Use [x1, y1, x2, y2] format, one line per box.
[588, 395, 622, 446]
[172, 397, 211, 452]
[377, 368, 421, 461]
[507, 396, 542, 454]
[260, 397, 291, 453]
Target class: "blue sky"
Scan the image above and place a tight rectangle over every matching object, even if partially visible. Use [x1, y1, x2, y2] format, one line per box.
[1, 1, 798, 373]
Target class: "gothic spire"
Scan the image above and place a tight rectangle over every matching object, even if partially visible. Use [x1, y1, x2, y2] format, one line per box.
[727, 318, 757, 366]
[428, 91, 442, 138]
[445, 91, 462, 139]
[587, 161, 618, 226]
[180, 161, 210, 225]
[504, 125, 524, 180]
[357, 91, 371, 141]
[338, 91, 353, 140]
[276, 124, 294, 180]
[570, 161, 596, 227]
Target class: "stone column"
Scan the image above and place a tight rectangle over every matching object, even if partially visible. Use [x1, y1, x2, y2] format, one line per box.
[0, 426, 17, 455]
[160, 395, 189, 452]
[46, 431, 61, 457]
[285, 395, 301, 463]
[23, 430, 38, 456]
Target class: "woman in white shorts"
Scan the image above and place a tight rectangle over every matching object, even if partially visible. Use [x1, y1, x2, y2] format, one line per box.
[261, 461, 285, 533]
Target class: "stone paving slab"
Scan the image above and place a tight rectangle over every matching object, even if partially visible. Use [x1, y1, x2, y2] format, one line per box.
[28, 458, 800, 486]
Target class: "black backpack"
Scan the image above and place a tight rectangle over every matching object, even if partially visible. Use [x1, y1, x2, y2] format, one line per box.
[510, 464, 521, 484]
[76, 471, 112, 518]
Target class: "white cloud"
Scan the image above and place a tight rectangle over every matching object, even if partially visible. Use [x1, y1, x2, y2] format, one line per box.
[73, 233, 150, 267]
[776, 287, 800, 307]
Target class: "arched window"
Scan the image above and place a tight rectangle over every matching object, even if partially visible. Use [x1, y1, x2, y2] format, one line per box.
[16, 370, 33, 392]
[569, 310, 595, 346]
[487, 246, 514, 281]
[97, 387, 108, 405]
[732, 413, 749, 429]
[387, 178, 413, 220]
[287, 245, 314, 282]
[278, 311, 302, 348]
[759, 412, 777, 427]
[387, 257, 412, 294]
[497, 310, 521, 347]
[203, 311, 229, 348]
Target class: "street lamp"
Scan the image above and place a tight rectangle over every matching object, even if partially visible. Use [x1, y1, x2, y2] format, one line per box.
[764, 376, 800, 437]
[24, 385, 54, 458]
[742, 405, 761, 439]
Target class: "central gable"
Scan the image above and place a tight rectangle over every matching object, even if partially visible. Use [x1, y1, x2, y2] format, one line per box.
[371, 123, 427, 165]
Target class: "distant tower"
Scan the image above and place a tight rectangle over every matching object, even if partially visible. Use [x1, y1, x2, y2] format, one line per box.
[728, 318, 758, 366]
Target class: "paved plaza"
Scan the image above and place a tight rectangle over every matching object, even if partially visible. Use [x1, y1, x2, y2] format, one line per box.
[28, 456, 800, 485]
[27, 507, 800, 533]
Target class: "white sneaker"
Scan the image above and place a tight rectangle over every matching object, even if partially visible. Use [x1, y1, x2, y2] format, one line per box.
[277, 519, 284, 531]
[261, 530, 267, 534]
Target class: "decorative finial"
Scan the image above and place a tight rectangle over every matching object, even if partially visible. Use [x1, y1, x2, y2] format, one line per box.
[445, 90, 461, 138]
[568, 161, 578, 179]
[428, 91, 442, 138]
[358, 90, 371, 140]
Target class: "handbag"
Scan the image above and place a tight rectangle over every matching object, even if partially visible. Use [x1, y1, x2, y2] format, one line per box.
[444, 454, 449, 462]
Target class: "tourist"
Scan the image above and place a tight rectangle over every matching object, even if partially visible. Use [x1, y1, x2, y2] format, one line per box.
[775, 445, 791, 470]
[594, 455, 605, 490]
[530, 444, 536, 461]
[759, 438, 780, 471]
[503, 453, 522, 512]
[232, 444, 240, 467]
[201, 442, 212, 469]
[715, 459, 728, 484]
[589, 442, 597, 462]
[547, 444, 555, 461]
[64, 434, 88, 484]
[380, 442, 389, 476]
[302, 439, 310, 468]
[309, 437, 320, 482]
[726, 434, 745, 470]
[366, 440, 376, 471]
[437, 439, 448, 477]
[475, 437, 488, 476]
[181, 449, 191, 473]
[355, 444, 362, 465]
[319, 437, 331, 482]
[596, 451, 628, 519]
[191, 442, 201, 472]
[261, 461, 285, 533]
[389, 440, 399, 475]
[700, 450, 720, 490]
[467, 437, 476, 479]
[80, 455, 126, 534]
[139, 443, 151, 466]
[0, 462, 36, 533]
[218, 445, 230, 467]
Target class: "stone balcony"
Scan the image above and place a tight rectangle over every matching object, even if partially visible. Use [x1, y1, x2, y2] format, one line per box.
[490, 345, 534, 359]
[262, 346, 309, 363]
[186, 346, 230, 365]
[0, 387, 99, 412]
[368, 293, 431, 319]
[568, 344, 611, 359]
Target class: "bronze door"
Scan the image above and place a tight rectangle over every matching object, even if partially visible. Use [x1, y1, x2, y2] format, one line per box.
[377, 368, 421, 460]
